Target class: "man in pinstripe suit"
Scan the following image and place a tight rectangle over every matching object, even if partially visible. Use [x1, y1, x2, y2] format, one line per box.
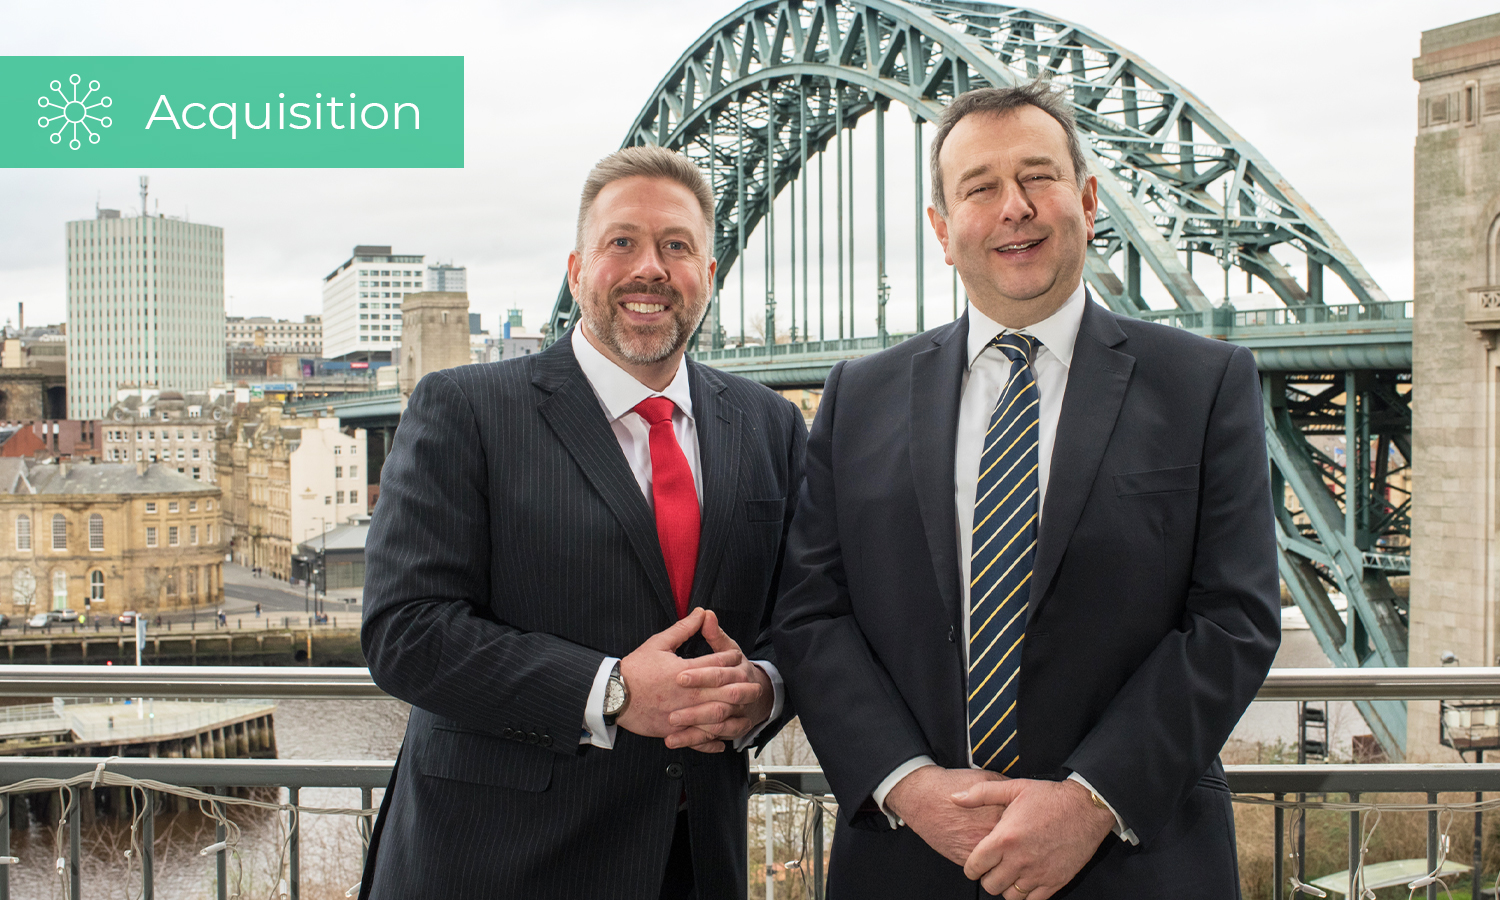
[359, 146, 806, 899]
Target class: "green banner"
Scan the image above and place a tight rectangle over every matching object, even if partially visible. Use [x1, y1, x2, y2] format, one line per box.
[0, 56, 463, 168]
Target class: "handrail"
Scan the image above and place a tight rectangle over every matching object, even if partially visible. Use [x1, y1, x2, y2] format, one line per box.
[2, 665, 1499, 701]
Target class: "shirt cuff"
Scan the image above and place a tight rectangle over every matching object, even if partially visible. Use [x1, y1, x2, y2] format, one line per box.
[580, 656, 620, 749]
[1067, 772, 1138, 845]
[732, 660, 785, 751]
[872, 756, 937, 829]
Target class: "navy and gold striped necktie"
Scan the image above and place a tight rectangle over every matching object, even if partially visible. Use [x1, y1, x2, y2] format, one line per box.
[968, 332, 1040, 774]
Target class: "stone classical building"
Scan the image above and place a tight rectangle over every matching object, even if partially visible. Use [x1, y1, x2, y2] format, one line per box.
[99, 390, 231, 483]
[1409, 12, 1500, 755]
[216, 408, 367, 579]
[0, 458, 224, 616]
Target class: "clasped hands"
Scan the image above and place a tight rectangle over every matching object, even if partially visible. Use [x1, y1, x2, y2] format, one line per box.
[615, 608, 775, 753]
[886, 765, 1117, 900]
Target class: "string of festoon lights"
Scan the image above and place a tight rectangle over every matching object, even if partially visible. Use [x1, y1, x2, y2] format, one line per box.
[0, 757, 373, 900]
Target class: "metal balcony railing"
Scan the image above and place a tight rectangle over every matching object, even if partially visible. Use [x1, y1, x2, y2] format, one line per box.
[0, 666, 1496, 900]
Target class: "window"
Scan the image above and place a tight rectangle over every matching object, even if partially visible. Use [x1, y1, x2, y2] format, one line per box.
[206, 524, 212, 543]
[349, 465, 358, 478]
[206, 500, 213, 511]
[349, 487, 360, 506]
[12, 568, 34, 607]
[168, 501, 178, 513]
[336, 491, 344, 504]
[149, 450, 157, 462]
[15, 515, 30, 551]
[145, 502, 156, 514]
[190, 525, 198, 544]
[189, 501, 197, 512]
[88, 514, 103, 551]
[51, 570, 66, 609]
[192, 430, 199, 441]
[325, 496, 331, 505]
[176, 449, 185, 460]
[51, 514, 66, 551]
[146, 526, 157, 547]
[334, 446, 341, 455]
[89, 570, 104, 601]
[176, 430, 185, 440]
[168, 526, 178, 547]
[335, 466, 343, 478]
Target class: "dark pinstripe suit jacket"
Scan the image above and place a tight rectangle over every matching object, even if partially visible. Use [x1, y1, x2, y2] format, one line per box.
[358, 331, 806, 899]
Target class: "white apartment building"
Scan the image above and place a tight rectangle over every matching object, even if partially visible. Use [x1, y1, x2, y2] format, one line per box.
[65, 208, 226, 419]
[226, 315, 322, 354]
[321, 245, 424, 360]
[289, 419, 367, 549]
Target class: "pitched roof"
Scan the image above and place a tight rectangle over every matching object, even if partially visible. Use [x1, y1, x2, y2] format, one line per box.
[9, 462, 217, 496]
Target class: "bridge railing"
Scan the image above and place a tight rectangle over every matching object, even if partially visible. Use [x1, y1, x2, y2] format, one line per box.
[0, 665, 1492, 900]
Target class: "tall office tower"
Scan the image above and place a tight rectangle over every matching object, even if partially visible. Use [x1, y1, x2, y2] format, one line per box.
[322, 246, 425, 360]
[426, 263, 466, 293]
[65, 205, 226, 420]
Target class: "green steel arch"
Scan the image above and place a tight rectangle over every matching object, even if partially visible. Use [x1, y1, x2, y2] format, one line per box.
[546, 0, 1411, 758]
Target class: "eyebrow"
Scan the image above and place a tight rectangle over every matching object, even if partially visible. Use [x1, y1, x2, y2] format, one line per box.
[599, 222, 699, 240]
[955, 155, 1064, 188]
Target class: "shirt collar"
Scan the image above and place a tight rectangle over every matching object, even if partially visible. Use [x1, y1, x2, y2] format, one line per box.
[570, 324, 695, 423]
[965, 281, 1087, 371]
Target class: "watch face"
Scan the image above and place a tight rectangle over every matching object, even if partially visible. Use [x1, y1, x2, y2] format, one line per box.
[605, 677, 625, 715]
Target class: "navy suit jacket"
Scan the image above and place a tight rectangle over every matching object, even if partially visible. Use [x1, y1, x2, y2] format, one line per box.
[772, 298, 1280, 898]
[359, 331, 805, 899]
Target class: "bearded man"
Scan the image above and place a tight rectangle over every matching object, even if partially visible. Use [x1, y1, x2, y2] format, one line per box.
[359, 145, 806, 900]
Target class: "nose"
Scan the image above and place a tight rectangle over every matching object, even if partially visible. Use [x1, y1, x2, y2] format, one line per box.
[629, 243, 669, 282]
[997, 180, 1035, 225]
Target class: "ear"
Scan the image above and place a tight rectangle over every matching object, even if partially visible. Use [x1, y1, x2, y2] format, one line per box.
[1080, 175, 1099, 242]
[707, 256, 718, 285]
[926, 206, 953, 266]
[566, 249, 583, 297]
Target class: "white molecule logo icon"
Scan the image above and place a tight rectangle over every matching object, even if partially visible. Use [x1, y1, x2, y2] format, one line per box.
[38, 74, 112, 150]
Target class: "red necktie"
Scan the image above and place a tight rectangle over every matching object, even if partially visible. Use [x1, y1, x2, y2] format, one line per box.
[633, 397, 700, 619]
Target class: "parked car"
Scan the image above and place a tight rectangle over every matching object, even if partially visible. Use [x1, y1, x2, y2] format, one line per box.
[56, 609, 79, 623]
[27, 612, 49, 628]
[117, 611, 137, 626]
[0, 613, 10, 629]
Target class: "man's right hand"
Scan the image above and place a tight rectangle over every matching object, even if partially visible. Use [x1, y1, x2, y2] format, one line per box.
[884, 766, 1006, 866]
[616, 609, 763, 752]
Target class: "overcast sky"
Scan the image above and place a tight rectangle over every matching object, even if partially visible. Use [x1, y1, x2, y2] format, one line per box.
[1, 0, 1492, 336]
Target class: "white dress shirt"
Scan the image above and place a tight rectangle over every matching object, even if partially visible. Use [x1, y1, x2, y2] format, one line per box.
[570, 325, 784, 750]
[871, 283, 1136, 844]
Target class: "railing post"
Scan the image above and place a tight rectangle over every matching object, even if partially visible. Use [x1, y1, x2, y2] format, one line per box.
[69, 787, 81, 900]
[1477, 750, 1485, 900]
[214, 788, 227, 900]
[812, 802, 825, 900]
[361, 786, 374, 871]
[1272, 793, 1282, 900]
[142, 789, 154, 900]
[764, 793, 775, 900]
[0, 793, 9, 900]
[289, 785, 300, 900]
[1427, 791, 1438, 900]
[1348, 791, 1360, 900]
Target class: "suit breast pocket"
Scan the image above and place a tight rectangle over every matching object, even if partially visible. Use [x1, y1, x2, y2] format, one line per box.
[1114, 464, 1200, 497]
[415, 726, 553, 792]
[744, 498, 785, 522]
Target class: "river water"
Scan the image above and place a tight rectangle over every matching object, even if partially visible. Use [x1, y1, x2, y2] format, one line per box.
[7, 697, 412, 900]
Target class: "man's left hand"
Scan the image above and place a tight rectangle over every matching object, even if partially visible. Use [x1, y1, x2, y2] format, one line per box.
[668, 610, 776, 752]
[951, 778, 1116, 899]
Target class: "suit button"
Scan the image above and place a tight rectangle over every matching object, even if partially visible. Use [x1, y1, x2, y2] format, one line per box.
[666, 762, 685, 779]
[528, 732, 540, 744]
[541, 734, 552, 747]
[503, 727, 514, 739]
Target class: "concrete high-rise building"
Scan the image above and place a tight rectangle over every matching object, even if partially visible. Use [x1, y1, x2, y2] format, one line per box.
[426, 264, 466, 293]
[65, 207, 225, 419]
[321, 246, 425, 360]
[1408, 12, 1500, 755]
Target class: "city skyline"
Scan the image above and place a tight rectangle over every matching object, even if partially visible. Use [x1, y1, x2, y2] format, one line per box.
[3, 0, 1497, 338]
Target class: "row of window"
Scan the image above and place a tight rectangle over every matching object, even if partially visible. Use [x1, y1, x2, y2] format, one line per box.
[13, 505, 213, 551]
[358, 269, 419, 277]
[106, 447, 211, 462]
[11, 569, 105, 606]
[359, 280, 421, 289]
[144, 524, 208, 547]
[106, 429, 214, 442]
[333, 466, 358, 478]
[360, 313, 402, 320]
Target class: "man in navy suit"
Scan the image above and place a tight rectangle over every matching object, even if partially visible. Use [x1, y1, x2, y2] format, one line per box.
[361, 145, 805, 899]
[773, 82, 1279, 898]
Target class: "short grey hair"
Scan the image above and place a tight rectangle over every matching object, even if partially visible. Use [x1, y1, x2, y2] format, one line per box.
[575, 145, 715, 251]
[928, 80, 1090, 217]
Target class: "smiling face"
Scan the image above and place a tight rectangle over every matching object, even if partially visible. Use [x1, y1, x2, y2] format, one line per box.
[567, 175, 717, 388]
[928, 105, 1098, 329]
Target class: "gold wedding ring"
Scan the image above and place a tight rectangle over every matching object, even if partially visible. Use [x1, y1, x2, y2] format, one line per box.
[1012, 886, 1030, 898]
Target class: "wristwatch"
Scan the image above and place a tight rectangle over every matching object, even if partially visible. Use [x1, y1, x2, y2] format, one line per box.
[603, 662, 630, 725]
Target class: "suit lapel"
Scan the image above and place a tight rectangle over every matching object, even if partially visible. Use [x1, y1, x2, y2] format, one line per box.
[533, 332, 677, 621]
[686, 361, 739, 613]
[1029, 296, 1134, 621]
[911, 316, 969, 631]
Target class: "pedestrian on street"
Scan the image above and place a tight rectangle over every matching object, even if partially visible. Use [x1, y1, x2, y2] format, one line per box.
[255, 603, 262, 618]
